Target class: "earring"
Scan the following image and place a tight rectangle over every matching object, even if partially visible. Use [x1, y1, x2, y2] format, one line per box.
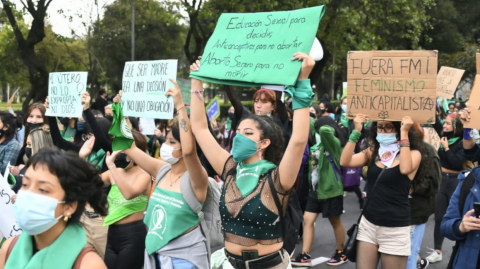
[64, 214, 70, 222]
[258, 151, 262, 160]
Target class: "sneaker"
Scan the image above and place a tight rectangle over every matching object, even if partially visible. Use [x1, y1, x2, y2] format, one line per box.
[417, 258, 429, 269]
[291, 252, 312, 267]
[327, 249, 348, 266]
[425, 249, 442, 263]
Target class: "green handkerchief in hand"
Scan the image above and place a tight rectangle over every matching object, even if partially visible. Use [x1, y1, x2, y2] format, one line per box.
[108, 103, 134, 151]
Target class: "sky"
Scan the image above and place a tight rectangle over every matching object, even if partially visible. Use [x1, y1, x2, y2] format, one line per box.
[4, 0, 116, 37]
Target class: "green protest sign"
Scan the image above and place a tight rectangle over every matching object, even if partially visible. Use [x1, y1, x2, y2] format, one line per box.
[190, 6, 325, 87]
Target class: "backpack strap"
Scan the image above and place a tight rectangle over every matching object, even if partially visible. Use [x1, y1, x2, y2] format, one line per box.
[5, 235, 19, 263]
[148, 164, 172, 199]
[267, 173, 286, 238]
[458, 171, 477, 214]
[179, 173, 212, 258]
[72, 246, 94, 269]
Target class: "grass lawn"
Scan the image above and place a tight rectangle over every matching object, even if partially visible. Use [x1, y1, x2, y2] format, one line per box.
[0, 102, 23, 111]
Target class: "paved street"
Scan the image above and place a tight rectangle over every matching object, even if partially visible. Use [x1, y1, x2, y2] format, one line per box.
[294, 181, 454, 269]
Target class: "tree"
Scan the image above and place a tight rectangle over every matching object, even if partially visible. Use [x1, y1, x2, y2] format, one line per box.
[1, 0, 54, 112]
[91, 0, 187, 91]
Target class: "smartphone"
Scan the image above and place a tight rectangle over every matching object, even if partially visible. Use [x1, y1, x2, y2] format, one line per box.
[474, 202, 480, 218]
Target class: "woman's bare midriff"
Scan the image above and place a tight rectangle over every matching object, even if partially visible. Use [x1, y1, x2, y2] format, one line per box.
[225, 241, 283, 256]
[112, 211, 144, 225]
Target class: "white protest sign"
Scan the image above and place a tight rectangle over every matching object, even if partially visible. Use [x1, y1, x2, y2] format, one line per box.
[121, 60, 178, 119]
[139, 118, 156, 135]
[46, 72, 88, 118]
[0, 166, 22, 239]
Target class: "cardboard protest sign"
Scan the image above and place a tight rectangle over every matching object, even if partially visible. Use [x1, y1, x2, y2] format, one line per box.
[45, 72, 88, 118]
[121, 60, 178, 119]
[0, 166, 22, 239]
[464, 74, 480, 129]
[206, 97, 220, 121]
[190, 6, 325, 87]
[423, 127, 441, 151]
[346, 50, 438, 123]
[436, 67, 465, 99]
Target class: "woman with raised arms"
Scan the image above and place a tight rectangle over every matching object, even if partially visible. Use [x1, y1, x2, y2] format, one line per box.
[190, 52, 314, 269]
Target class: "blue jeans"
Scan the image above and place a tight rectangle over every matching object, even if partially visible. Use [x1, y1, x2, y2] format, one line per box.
[157, 256, 197, 269]
[407, 223, 426, 269]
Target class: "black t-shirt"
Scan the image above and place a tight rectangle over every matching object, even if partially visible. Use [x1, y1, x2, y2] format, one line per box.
[437, 139, 465, 171]
[363, 161, 412, 227]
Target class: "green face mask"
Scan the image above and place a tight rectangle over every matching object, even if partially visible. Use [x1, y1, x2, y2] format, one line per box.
[232, 133, 261, 163]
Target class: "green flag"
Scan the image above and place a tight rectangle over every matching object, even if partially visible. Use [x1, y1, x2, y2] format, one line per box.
[109, 103, 134, 151]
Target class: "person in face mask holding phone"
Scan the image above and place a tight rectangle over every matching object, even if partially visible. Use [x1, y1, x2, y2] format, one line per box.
[0, 148, 108, 269]
[423, 113, 465, 264]
[113, 80, 210, 269]
[99, 131, 150, 269]
[340, 115, 423, 269]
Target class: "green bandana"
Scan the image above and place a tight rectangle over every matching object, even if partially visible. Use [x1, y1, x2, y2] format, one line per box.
[62, 126, 76, 142]
[5, 224, 86, 269]
[340, 112, 349, 128]
[284, 79, 314, 110]
[226, 117, 232, 131]
[87, 148, 106, 170]
[108, 103, 134, 151]
[236, 160, 277, 198]
[440, 137, 461, 150]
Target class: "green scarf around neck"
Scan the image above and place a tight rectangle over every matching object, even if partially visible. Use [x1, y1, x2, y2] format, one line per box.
[340, 112, 349, 129]
[236, 160, 277, 198]
[440, 137, 461, 150]
[5, 224, 86, 269]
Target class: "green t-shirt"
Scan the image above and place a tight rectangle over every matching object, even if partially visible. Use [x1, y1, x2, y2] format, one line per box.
[103, 184, 148, 226]
[144, 187, 200, 254]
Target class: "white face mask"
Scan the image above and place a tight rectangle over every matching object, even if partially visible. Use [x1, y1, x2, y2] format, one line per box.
[14, 190, 65, 235]
[160, 143, 182, 164]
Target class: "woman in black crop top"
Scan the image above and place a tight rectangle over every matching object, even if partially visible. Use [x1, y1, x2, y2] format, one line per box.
[423, 113, 465, 263]
[340, 115, 423, 269]
[190, 54, 315, 269]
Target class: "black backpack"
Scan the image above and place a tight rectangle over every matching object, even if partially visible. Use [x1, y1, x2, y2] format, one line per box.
[412, 142, 442, 196]
[267, 174, 303, 255]
[446, 171, 477, 269]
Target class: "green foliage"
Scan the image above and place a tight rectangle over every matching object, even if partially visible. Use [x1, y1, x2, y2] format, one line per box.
[91, 0, 187, 91]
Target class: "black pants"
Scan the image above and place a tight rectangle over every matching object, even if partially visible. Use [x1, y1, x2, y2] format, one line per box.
[104, 220, 147, 269]
[434, 173, 459, 250]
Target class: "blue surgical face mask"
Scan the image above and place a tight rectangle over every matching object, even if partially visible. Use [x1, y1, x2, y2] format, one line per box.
[76, 121, 85, 132]
[341, 104, 347, 113]
[14, 190, 65, 235]
[231, 133, 262, 163]
[376, 133, 398, 146]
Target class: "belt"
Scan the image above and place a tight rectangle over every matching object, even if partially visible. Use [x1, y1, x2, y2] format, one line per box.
[225, 249, 284, 269]
[84, 210, 100, 219]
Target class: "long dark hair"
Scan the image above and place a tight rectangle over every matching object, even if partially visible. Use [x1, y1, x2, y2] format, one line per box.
[444, 113, 463, 138]
[0, 111, 21, 142]
[366, 121, 424, 164]
[26, 148, 107, 223]
[243, 115, 284, 165]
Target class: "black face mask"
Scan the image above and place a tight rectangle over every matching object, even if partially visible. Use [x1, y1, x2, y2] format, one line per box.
[443, 131, 454, 140]
[25, 147, 32, 158]
[27, 123, 43, 129]
[114, 153, 132, 169]
[309, 112, 316, 119]
[228, 112, 234, 120]
[320, 109, 326, 114]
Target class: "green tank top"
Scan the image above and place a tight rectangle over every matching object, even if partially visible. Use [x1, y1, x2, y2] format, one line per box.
[103, 184, 148, 226]
[144, 186, 200, 255]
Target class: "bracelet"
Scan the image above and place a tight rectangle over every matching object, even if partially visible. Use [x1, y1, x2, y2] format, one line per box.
[464, 128, 472, 140]
[349, 130, 362, 143]
[400, 141, 410, 147]
[191, 90, 204, 101]
[108, 165, 116, 169]
[176, 105, 185, 112]
[400, 139, 409, 143]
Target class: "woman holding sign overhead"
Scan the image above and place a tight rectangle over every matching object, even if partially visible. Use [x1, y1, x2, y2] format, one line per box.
[111, 79, 210, 269]
[340, 115, 423, 269]
[190, 52, 314, 269]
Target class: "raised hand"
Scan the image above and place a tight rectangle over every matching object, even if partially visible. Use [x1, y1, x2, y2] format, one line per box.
[401, 116, 414, 133]
[79, 136, 96, 160]
[165, 79, 183, 109]
[44, 96, 50, 109]
[105, 150, 122, 168]
[354, 114, 367, 132]
[292, 52, 315, 81]
[82, 92, 91, 111]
